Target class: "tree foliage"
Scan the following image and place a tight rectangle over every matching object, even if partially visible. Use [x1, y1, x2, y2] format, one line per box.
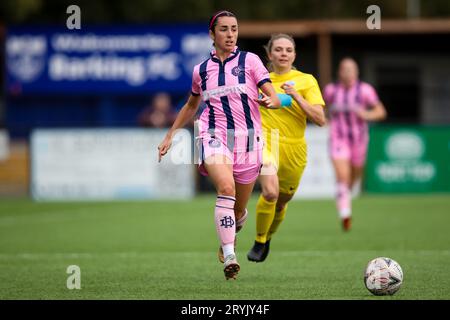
[0, 0, 449, 25]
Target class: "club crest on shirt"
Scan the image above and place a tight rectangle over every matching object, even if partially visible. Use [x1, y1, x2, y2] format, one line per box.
[231, 66, 244, 77]
[208, 139, 221, 148]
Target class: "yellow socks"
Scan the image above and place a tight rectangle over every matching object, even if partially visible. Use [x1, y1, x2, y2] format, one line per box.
[267, 204, 288, 240]
[255, 195, 277, 243]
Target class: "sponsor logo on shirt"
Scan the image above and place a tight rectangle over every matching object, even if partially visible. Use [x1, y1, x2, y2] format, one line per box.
[202, 84, 247, 100]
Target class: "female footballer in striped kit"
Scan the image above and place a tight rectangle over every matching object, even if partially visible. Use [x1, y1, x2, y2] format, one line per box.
[323, 57, 387, 231]
[246, 34, 326, 262]
[158, 11, 281, 280]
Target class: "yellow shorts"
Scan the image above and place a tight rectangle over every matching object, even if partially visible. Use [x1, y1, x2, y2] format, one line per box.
[262, 138, 307, 196]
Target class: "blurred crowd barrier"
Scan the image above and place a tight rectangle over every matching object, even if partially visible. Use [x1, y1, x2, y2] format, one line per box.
[1, 125, 449, 200]
[0, 131, 29, 197]
[30, 128, 194, 201]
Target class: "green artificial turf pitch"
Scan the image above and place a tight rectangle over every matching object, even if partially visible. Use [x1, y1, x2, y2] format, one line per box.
[1, 194, 449, 299]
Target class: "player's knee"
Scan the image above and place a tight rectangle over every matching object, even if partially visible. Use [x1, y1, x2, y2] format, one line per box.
[276, 203, 286, 212]
[262, 188, 278, 202]
[217, 183, 235, 197]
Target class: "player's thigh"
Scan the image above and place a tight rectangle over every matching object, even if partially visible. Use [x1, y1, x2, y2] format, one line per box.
[203, 155, 235, 195]
[330, 136, 351, 163]
[277, 143, 306, 196]
[349, 139, 368, 185]
[258, 165, 279, 201]
[350, 140, 367, 168]
[332, 158, 351, 184]
[260, 145, 278, 176]
[278, 165, 305, 196]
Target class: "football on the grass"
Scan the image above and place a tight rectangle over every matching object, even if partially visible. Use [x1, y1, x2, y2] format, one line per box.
[364, 257, 403, 296]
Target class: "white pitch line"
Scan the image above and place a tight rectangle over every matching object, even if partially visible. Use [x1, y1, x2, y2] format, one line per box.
[0, 250, 449, 260]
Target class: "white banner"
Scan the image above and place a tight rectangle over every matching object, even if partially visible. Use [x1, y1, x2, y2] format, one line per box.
[31, 128, 195, 200]
[294, 126, 336, 199]
[0, 130, 9, 161]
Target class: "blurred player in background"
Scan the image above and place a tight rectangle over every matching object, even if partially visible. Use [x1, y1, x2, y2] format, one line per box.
[323, 57, 387, 231]
[247, 34, 326, 262]
[158, 10, 281, 280]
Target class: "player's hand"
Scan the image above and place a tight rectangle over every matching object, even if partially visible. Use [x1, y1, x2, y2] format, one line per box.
[158, 135, 172, 162]
[281, 82, 300, 99]
[255, 92, 276, 109]
[355, 108, 370, 121]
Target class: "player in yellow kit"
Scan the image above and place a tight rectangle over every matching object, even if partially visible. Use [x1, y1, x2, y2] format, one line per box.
[247, 34, 326, 262]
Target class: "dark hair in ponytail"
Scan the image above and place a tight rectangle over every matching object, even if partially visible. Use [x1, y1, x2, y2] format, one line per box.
[208, 10, 236, 33]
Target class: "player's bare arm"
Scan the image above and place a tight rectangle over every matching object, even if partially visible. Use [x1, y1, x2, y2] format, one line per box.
[356, 101, 387, 122]
[256, 82, 281, 109]
[281, 82, 326, 126]
[158, 94, 201, 162]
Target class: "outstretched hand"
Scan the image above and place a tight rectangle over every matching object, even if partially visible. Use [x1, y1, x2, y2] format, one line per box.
[281, 82, 299, 98]
[158, 135, 172, 162]
[255, 92, 276, 109]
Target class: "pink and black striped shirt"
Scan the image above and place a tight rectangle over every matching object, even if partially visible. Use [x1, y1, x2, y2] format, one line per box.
[324, 81, 380, 144]
[191, 47, 271, 152]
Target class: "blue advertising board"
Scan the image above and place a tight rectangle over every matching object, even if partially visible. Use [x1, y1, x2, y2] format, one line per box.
[6, 26, 211, 94]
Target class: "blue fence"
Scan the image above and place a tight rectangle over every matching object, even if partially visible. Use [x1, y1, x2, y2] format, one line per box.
[5, 25, 210, 137]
